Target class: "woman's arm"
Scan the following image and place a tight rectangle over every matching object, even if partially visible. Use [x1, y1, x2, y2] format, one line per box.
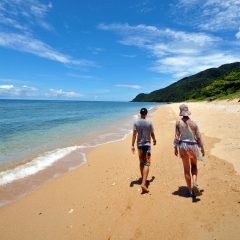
[194, 121, 204, 147]
[173, 120, 180, 156]
[194, 121, 205, 157]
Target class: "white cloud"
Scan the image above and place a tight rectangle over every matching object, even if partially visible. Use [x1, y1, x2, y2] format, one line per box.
[0, 13, 27, 30]
[113, 84, 142, 89]
[66, 74, 101, 80]
[22, 85, 38, 91]
[121, 54, 137, 58]
[49, 89, 84, 98]
[99, 23, 240, 78]
[0, 85, 14, 89]
[236, 29, 240, 39]
[98, 23, 219, 48]
[0, 84, 84, 99]
[88, 47, 105, 55]
[178, 0, 199, 4]
[176, 0, 240, 31]
[48, 2, 53, 8]
[130, 0, 156, 13]
[0, 31, 96, 67]
[150, 53, 239, 78]
[0, 0, 53, 30]
[0, 1, 96, 68]
[0, 85, 38, 97]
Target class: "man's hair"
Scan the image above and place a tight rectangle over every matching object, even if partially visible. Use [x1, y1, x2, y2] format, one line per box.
[140, 108, 148, 115]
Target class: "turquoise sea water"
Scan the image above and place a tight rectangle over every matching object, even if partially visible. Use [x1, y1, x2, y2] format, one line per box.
[0, 100, 162, 205]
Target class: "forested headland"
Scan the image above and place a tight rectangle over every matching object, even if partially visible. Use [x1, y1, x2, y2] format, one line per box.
[131, 62, 240, 102]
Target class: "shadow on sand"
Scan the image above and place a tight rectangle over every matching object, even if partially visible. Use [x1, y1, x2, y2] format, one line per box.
[130, 176, 155, 194]
[172, 186, 204, 203]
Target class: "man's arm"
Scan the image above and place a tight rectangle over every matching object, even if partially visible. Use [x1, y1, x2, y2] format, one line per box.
[131, 130, 137, 154]
[151, 132, 157, 145]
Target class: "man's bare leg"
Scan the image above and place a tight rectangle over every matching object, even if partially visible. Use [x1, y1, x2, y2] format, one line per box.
[141, 165, 149, 192]
[140, 163, 144, 178]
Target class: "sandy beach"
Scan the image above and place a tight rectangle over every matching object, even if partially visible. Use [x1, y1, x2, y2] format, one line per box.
[0, 99, 240, 240]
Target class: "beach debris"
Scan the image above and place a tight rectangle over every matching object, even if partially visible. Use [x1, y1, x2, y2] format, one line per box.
[69, 209, 74, 213]
[111, 183, 115, 186]
[39, 213, 42, 215]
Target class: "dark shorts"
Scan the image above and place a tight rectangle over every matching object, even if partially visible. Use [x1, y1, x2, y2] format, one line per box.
[138, 146, 151, 166]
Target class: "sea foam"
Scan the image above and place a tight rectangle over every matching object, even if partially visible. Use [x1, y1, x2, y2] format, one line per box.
[0, 146, 84, 186]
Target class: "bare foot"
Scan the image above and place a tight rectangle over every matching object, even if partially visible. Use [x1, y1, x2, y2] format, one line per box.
[141, 184, 149, 193]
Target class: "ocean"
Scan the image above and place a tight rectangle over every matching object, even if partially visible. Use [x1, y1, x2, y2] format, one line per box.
[0, 100, 163, 206]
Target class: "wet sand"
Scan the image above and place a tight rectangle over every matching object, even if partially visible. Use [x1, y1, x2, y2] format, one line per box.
[0, 99, 240, 240]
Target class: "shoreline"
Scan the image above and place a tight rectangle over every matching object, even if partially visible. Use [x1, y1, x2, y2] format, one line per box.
[0, 104, 160, 207]
[0, 101, 160, 179]
[0, 100, 240, 240]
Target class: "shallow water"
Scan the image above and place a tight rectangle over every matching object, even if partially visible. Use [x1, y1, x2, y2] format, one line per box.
[0, 100, 163, 206]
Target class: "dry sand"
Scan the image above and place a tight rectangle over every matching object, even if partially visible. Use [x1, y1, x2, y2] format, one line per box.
[0, 99, 240, 240]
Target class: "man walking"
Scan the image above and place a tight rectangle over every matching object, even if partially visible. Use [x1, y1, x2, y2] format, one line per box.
[131, 108, 156, 192]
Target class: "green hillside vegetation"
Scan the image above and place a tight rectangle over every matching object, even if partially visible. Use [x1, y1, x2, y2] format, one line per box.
[131, 62, 240, 102]
[185, 67, 240, 101]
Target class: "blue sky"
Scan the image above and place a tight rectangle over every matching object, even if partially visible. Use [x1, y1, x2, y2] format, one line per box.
[0, 0, 240, 101]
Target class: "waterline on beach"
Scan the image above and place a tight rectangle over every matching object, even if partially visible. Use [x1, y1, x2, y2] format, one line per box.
[0, 100, 163, 206]
[0, 146, 85, 185]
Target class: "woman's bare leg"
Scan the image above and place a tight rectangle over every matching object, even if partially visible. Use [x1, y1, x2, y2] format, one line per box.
[190, 158, 202, 195]
[190, 158, 198, 184]
[181, 155, 192, 193]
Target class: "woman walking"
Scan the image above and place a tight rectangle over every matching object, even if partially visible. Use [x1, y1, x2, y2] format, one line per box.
[174, 104, 205, 197]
